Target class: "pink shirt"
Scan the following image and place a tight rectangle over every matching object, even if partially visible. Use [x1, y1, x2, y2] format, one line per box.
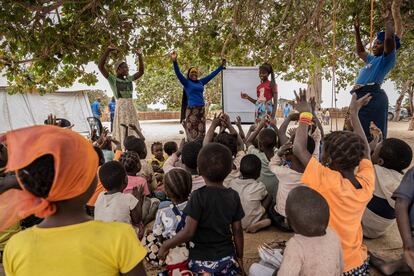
[124, 175, 150, 196]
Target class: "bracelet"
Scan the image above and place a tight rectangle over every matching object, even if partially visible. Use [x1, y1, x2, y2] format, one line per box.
[300, 112, 313, 120]
[299, 112, 313, 125]
[299, 118, 312, 125]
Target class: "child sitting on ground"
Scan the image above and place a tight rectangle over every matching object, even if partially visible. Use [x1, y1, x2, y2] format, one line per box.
[115, 134, 158, 193]
[362, 138, 413, 238]
[163, 141, 178, 157]
[94, 161, 145, 235]
[246, 117, 279, 203]
[369, 167, 414, 275]
[120, 151, 160, 224]
[249, 186, 343, 275]
[120, 151, 150, 195]
[371, 168, 414, 275]
[203, 113, 245, 187]
[163, 141, 205, 193]
[293, 90, 375, 274]
[151, 142, 166, 174]
[1, 125, 146, 275]
[144, 169, 193, 271]
[230, 154, 272, 233]
[150, 142, 166, 193]
[268, 130, 316, 232]
[158, 143, 245, 275]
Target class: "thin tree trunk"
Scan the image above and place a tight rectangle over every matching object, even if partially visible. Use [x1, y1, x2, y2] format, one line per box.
[307, 63, 322, 110]
[408, 89, 413, 117]
[394, 80, 410, 121]
[394, 92, 405, 121]
[408, 87, 414, 131]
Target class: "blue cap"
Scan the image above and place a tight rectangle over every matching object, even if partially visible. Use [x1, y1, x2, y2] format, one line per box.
[377, 31, 401, 50]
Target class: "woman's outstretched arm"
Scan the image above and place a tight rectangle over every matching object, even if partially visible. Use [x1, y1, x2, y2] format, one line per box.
[133, 49, 144, 81]
[98, 45, 117, 79]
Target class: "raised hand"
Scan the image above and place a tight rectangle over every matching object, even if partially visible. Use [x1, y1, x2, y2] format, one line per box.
[170, 51, 177, 61]
[350, 93, 372, 114]
[46, 114, 57, 126]
[277, 141, 293, 157]
[294, 88, 312, 113]
[128, 124, 138, 131]
[221, 58, 227, 68]
[235, 115, 242, 127]
[240, 92, 249, 99]
[211, 113, 222, 128]
[220, 113, 232, 128]
[353, 15, 360, 30]
[287, 127, 297, 138]
[369, 121, 383, 141]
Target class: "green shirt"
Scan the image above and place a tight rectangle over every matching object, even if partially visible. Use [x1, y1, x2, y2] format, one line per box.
[107, 74, 134, 99]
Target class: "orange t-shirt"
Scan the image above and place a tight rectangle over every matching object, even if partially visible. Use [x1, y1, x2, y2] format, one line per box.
[87, 167, 106, 207]
[301, 158, 375, 272]
[114, 150, 122, 161]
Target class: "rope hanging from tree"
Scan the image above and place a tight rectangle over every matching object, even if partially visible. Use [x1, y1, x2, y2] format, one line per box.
[369, 0, 375, 53]
[330, 0, 338, 131]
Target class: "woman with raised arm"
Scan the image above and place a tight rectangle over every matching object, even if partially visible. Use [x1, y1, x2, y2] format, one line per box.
[241, 63, 278, 125]
[171, 51, 226, 141]
[351, 13, 400, 140]
[98, 45, 144, 145]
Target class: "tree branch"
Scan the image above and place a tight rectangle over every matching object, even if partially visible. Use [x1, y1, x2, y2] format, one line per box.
[287, 0, 326, 56]
[392, 0, 403, 37]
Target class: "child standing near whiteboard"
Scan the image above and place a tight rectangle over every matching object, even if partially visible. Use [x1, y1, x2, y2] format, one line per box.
[241, 63, 278, 123]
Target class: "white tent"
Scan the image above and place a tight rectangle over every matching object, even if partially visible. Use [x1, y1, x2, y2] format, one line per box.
[0, 87, 93, 135]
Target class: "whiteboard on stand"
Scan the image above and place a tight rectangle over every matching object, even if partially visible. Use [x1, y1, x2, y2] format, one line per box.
[222, 66, 259, 124]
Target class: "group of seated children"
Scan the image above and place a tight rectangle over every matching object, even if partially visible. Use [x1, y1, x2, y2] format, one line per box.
[1, 89, 414, 276]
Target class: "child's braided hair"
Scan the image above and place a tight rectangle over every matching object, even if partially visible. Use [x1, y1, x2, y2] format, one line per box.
[164, 168, 192, 203]
[323, 131, 366, 171]
[18, 154, 55, 198]
[119, 151, 141, 174]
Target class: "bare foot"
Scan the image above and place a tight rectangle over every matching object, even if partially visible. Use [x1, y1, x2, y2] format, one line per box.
[369, 252, 405, 276]
[246, 219, 271, 233]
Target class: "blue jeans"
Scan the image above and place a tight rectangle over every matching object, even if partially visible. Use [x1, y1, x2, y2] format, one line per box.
[352, 84, 388, 141]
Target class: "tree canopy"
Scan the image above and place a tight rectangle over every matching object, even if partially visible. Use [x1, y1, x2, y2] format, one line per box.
[1, 0, 413, 108]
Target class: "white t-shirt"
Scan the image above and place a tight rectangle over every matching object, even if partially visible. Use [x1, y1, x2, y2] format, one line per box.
[94, 192, 138, 224]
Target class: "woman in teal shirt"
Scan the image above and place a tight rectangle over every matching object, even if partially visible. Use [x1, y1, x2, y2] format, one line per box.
[98, 45, 144, 144]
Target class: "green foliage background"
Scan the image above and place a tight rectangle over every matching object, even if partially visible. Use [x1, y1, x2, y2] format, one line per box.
[0, 0, 413, 108]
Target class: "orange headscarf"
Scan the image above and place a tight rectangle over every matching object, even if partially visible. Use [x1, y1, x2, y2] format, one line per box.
[0, 125, 98, 230]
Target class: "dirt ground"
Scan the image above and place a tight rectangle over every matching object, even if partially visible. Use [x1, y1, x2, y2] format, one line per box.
[1, 119, 413, 276]
[140, 119, 414, 276]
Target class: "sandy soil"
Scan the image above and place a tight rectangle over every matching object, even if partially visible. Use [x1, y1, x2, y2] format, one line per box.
[1, 120, 413, 276]
[140, 119, 414, 276]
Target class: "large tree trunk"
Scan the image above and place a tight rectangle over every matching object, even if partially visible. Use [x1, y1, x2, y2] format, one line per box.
[307, 63, 322, 110]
